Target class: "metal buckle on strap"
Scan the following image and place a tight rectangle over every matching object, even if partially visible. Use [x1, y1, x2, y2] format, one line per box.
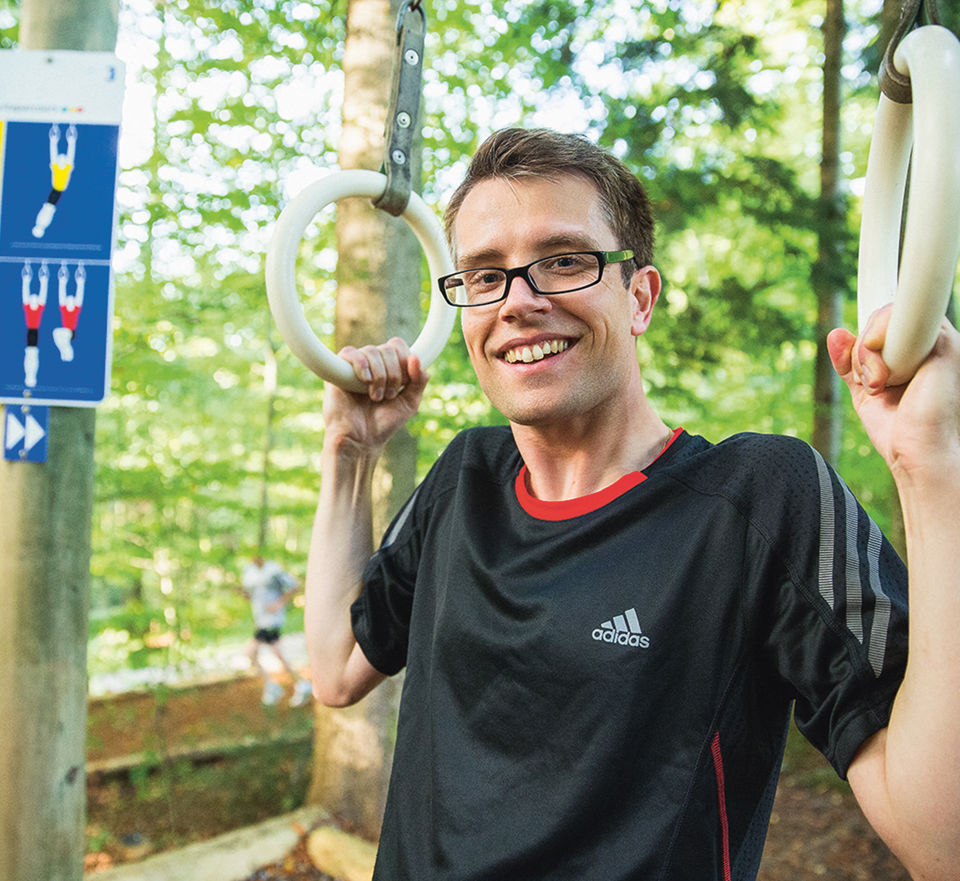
[372, 0, 426, 216]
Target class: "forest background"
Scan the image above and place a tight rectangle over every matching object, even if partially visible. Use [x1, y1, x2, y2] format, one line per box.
[1, 0, 956, 684]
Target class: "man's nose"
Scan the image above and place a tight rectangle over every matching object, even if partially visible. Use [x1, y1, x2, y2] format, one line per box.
[499, 272, 550, 318]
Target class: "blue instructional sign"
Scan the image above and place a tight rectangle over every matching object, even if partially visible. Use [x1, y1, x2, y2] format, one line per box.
[3, 404, 49, 463]
[0, 50, 124, 407]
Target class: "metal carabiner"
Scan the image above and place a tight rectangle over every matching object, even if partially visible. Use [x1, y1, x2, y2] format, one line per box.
[879, 0, 944, 103]
[372, 0, 427, 216]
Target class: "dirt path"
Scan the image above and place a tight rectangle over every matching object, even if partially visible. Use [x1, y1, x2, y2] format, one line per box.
[759, 780, 909, 880]
[87, 674, 312, 768]
[86, 675, 911, 880]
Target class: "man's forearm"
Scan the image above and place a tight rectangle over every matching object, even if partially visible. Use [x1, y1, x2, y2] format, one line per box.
[867, 461, 960, 879]
[304, 436, 384, 705]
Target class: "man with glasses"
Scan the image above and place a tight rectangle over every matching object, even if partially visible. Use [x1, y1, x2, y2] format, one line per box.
[304, 128, 960, 880]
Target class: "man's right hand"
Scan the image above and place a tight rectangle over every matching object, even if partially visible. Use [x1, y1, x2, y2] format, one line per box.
[321, 336, 429, 452]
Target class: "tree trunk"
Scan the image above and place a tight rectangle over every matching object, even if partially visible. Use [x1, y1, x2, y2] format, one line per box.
[0, 6, 117, 880]
[307, 0, 422, 839]
[257, 333, 280, 555]
[811, 0, 845, 463]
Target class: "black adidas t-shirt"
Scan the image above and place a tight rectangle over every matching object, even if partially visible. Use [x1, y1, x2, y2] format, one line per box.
[352, 427, 908, 881]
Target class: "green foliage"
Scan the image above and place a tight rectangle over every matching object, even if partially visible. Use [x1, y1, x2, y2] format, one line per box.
[940, 8, 960, 37]
[0, 2, 15, 49]
[92, 0, 343, 654]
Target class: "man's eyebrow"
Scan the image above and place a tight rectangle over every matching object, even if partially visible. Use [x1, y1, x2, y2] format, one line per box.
[457, 234, 603, 268]
[457, 248, 505, 269]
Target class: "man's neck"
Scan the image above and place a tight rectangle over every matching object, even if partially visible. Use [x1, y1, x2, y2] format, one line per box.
[510, 390, 673, 502]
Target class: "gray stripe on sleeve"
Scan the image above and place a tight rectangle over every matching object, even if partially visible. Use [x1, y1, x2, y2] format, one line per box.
[865, 518, 891, 678]
[812, 447, 891, 679]
[841, 481, 864, 643]
[381, 486, 421, 550]
[814, 450, 836, 609]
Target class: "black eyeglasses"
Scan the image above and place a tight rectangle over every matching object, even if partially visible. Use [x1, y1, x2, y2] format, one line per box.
[437, 250, 635, 307]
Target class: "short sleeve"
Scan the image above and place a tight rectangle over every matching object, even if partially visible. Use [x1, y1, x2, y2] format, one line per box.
[351, 486, 425, 676]
[759, 446, 909, 777]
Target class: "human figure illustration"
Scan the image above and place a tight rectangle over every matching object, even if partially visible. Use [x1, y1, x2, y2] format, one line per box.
[21, 261, 48, 388]
[32, 123, 77, 239]
[53, 262, 85, 362]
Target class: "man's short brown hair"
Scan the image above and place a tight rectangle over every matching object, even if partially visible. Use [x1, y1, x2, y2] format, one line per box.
[443, 128, 655, 281]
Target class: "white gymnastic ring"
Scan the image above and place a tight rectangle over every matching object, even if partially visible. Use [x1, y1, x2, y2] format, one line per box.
[265, 169, 456, 392]
[857, 25, 960, 385]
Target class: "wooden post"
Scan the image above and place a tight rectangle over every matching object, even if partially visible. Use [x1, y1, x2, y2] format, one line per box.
[306, 0, 420, 839]
[0, 1, 118, 878]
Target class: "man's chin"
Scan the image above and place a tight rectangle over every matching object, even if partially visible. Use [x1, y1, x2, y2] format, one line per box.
[487, 393, 573, 429]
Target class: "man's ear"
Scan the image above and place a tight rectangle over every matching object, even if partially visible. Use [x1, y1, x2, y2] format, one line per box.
[630, 266, 661, 336]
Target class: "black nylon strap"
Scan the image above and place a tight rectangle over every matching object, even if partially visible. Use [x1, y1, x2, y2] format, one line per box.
[879, 0, 943, 103]
[373, 0, 426, 216]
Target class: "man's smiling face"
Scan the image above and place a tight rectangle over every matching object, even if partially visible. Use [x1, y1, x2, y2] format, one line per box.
[454, 173, 656, 429]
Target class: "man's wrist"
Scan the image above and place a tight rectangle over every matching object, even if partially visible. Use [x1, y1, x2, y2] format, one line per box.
[322, 432, 385, 467]
[892, 446, 960, 501]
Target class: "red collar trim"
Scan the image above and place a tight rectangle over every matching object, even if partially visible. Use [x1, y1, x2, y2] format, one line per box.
[515, 468, 645, 521]
[515, 427, 683, 521]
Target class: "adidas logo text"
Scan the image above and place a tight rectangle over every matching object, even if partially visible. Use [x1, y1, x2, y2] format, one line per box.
[592, 607, 650, 648]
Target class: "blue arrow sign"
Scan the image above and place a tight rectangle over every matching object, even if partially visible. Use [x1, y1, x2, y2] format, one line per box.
[4, 403, 49, 462]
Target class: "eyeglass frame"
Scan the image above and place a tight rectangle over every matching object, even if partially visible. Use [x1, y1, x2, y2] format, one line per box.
[436, 249, 637, 308]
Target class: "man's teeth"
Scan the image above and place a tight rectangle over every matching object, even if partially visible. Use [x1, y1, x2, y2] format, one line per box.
[503, 340, 569, 364]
